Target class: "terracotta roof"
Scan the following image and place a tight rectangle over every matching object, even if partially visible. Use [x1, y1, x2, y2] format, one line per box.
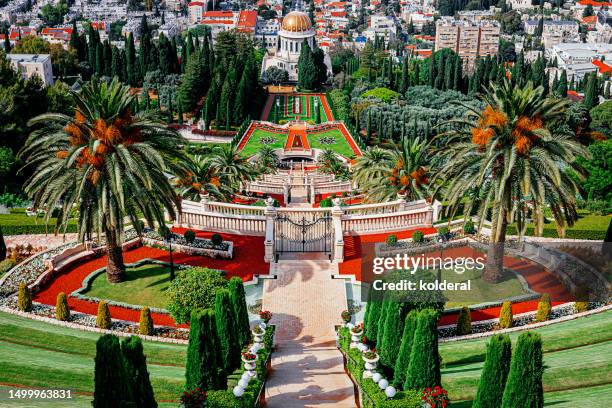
[592, 59, 612, 74]
[202, 10, 234, 17]
[577, 0, 612, 5]
[581, 15, 597, 24]
[237, 10, 257, 28]
[330, 11, 347, 17]
[567, 90, 584, 102]
[188, 1, 205, 6]
[200, 19, 234, 25]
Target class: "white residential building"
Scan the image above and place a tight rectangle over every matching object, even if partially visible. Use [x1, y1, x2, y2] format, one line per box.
[7, 54, 54, 85]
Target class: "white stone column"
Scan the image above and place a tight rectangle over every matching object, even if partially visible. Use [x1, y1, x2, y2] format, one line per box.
[331, 198, 344, 263]
[283, 183, 290, 205]
[396, 192, 408, 211]
[264, 197, 277, 262]
[200, 194, 209, 212]
[431, 199, 442, 224]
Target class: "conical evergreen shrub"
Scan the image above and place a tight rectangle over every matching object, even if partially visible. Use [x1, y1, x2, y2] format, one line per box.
[93, 334, 133, 408]
[185, 309, 226, 391]
[17, 283, 32, 312]
[498, 301, 513, 328]
[404, 309, 441, 390]
[121, 336, 157, 408]
[456, 306, 472, 335]
[380, 302, 407, 369]
[96, 301, 112, 329]
[56, 292, 70, 321]
[501, 332, 544, 408]
[139, 307, 154, 335]
[472, 334, 512, 408]
[364, 299, 383, 343]
[535, 293, 551, 322]
[393, 310, 417, 389]
[214, 289, 240, 372]
[228, 277, 251, 347]
[376, 299, 391, 347]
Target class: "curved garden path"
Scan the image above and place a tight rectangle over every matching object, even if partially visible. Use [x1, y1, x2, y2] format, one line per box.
[263, 260, 356, 407]
[33, 229, 267, 327]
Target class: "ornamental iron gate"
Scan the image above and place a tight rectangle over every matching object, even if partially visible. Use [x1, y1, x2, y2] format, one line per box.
[274, 215, 332, 254]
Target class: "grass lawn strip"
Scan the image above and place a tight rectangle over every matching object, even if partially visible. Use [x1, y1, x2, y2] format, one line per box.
[83, 264, 172, 309]
[439, 309, 612, 365]
[240, 128, 286, 157]
[308, 129, 356, 158]
[0, 208, 78, 235]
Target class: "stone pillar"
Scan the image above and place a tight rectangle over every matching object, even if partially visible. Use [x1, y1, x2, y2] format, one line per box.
[331, 198, 344, 263]
[200, 194, 209, 212]
[396, 191, 408, 211]
[431, 199, 442, 224]
[264, 197, 277, 262]
[283, 183, 290, 205]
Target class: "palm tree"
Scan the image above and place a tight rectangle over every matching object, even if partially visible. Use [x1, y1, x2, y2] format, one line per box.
[434, 80, 588, 282]
[175, 155, 233, 202]
[354, 137, 430, 203]
[208, 144, 256, 191]
[256, 146, 279, 173]
[20, 78, 188, 282]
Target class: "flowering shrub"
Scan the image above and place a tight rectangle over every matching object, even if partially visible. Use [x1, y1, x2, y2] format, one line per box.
[422, 386, 450, 408]
[259, 310, 272, 322]
[181, 387, 207, 408]
[241, 352, 257, 361]
[341, 309, 351, 322]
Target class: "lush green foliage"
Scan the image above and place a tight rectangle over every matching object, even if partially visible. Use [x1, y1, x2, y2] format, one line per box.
[228, 277, 251, 347]
[501, 332, 544, 408]
[139, 307, 154, 335]
[96, 301, 111, 329]
[456, 306, 472, 335]
[499, 301, 513, 329]
[362, 87, 400, 102]
[55, 292, 70, 321]
[121, 335, 157, 408]
[575, 139, 611, 202]
[166, 267, 226, 324]
[183, 229, 196, 244]
[0, 259, 15, 277]
[379, 301, 406, 369]
[412, 230, 424, 242]
[386, 234, 398, 245]
[364, 300, 383, 342]
[472, 334, 512, 408]
[214, 289, 240, 372]
[535, 293, 552, 323]
[404, 309, 441, 390]
[93, 334, 133, 407]
[17, 283, 32, 312]
[393, 310, 417, 389]
[185, 309, 226, 391]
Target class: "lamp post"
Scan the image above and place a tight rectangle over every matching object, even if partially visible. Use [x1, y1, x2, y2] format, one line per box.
[164, 234, 176, 281]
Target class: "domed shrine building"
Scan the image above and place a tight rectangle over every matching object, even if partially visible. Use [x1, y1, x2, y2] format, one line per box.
[261, 10, 332, 83]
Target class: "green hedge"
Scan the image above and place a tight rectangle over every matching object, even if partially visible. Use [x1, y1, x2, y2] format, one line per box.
[505, 226, 605, 240]
[338, 328, 422, 408]
[0, 211, 78, 235]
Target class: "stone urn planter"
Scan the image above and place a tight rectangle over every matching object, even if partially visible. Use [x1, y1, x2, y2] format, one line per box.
[241, 352, 257, 365]
[362, 352, 380, 365]
[252, 327, 265, 343]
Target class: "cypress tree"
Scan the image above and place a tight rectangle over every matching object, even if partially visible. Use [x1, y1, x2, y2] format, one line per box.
[428, 55, 435, 87]
[95, 43, 104, 75]
[376, 299, 391, 347]
[364, 299, 382, 343]
[472, 334, 512, 408]
[404, 309, 441, 390]
[56, 292, 70, 321]
[103, 41, 112, 77]
[456, 306, 472, 335]
[185, 309, 226, 391]
[178, 51, 206, 111]
[177, 100, 183, 124]
[380, 301, 407, 369]
[583, 72, 598, 109]
[501, 332, 544, 408]
[499, 301, 513, 328]
[400, 59, 409, 93]
[393, 310, 417, 389]
[228, 277, 251, 347]
[96, 301, 111, 329]
[453, 55, 462, 91]
[111, 46, 121, 80]
[234, 70, 248, 124]
[93, 334, 133, 408]
[214, 289, 241, 372]
[435, 53, 445, 89]
[69, 20, 79, 52]
[297, 40, 317, 90]
[121, 336, 157, 408]
[126, 33, 138, 86]
[139, 307, 154, 335]
[17, 283, 32, 312]
[604, 82, 611, 99]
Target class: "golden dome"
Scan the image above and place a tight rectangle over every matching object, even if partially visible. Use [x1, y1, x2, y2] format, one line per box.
[281, 11, 313, 32]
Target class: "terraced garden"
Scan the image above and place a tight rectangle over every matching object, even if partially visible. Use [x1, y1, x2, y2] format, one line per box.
[239, 128, 286, 157]
[441, 310, 612, 405]
[308, 129, 357, 158]
[265, 94, 329, 123]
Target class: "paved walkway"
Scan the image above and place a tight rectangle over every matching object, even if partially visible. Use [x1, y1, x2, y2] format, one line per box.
[5, 233, 78, 251]
[263, 260, 356, 407]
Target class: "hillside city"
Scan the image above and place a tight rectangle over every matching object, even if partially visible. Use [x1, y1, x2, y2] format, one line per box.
[0, 0, 611, 407]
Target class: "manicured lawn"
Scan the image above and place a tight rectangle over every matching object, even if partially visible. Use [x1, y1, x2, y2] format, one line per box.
[507, 210, 610, 240]
[308, 129, 356, 158]
[438, 266, 527, 309]
[83, 264, 173, 309]
[0, 208, 78, 235]
[440, 310, 612, 402]
[240, 128, 287, 157]
[0, 312, 186, 404]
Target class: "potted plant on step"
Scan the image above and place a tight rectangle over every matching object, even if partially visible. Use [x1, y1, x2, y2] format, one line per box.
[362, 349, 379, 364]
[241, 351, 257, 364]
[259, 310, 273, 323]
[341, 309, 352, 324]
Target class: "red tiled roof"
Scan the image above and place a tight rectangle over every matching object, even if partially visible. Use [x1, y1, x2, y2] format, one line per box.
[203, 10, 234, 17]
[577, 0, 612, 5]
[200, 19, 235, 25]
[581, 15, 597, 24]
[237, 10, 257, 28]
[330, 11, 347, 17]
[592, 59, 612, 74]
[188, 1, 205, 6]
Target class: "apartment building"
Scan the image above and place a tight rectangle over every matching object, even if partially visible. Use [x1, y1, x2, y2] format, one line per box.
[7, 54, 54, 85]
[435, 17, 500, 71]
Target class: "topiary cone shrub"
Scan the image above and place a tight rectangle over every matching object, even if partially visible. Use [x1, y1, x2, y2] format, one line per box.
[93, 334, 133, 407]
[17, 283, 32, 312]
[211, 233, 223, 246]
[56, 292, 70, 321]
[386, 234, 398, 246]
[139, 307, 154, 335]
[574, 301, 589, 313]
[96, 301, 112, 329]
[412, 230, 424, 243]
[463, 220, 475, 234]
[456, 306, 472, 335]
[498, 301, 513, 329]
[501, 332, 544, 408]
[184, 229, 196, 244]
[393, 310, 418, 389]
[404, 309, 441, 390]
[535, 293, 551, 322]
[472, 334, 512, 408]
